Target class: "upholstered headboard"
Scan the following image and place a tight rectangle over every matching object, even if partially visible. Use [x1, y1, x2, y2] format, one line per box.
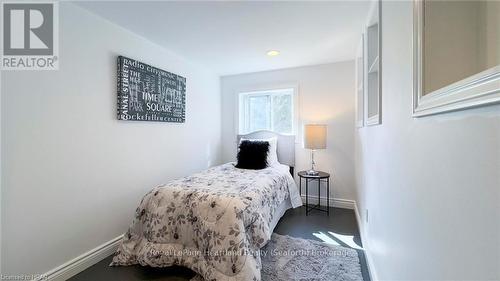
[237, 130, 295, 169]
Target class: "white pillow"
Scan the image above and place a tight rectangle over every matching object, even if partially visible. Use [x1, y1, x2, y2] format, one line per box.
[239, 137, 279, 166]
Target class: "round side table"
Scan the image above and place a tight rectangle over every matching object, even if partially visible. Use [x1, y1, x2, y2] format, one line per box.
[298, 171, 331, 216]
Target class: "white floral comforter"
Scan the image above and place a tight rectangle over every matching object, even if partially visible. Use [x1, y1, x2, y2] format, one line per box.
[111, 163, 302, 280]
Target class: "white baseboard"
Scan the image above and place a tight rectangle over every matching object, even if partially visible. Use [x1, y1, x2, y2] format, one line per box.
[354, 203, 378, 281]
[300, 195, 356, 210]
[36, 235, 123, 281]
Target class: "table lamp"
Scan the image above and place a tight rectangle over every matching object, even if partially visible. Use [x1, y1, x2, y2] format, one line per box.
[304, 124, 327, 176]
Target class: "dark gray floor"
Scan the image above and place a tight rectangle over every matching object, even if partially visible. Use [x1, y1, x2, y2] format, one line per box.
[69, 206, 370, 281]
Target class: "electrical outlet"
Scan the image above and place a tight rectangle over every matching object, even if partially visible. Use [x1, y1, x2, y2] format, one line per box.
[365, 209, 369, 223]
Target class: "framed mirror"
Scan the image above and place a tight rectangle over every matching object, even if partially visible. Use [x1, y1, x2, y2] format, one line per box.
[413, 0, 500, 117]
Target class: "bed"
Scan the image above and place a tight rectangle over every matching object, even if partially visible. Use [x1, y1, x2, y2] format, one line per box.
[111, 131, 302, 281]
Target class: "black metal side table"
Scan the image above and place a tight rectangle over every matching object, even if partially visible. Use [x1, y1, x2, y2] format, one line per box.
[298, 171, 331, 216]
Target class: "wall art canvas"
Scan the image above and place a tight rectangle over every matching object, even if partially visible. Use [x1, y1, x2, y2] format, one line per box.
[117, 56, 186, 122]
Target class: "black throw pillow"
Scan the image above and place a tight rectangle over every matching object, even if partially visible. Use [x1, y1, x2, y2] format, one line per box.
[236, 140, 269, 170]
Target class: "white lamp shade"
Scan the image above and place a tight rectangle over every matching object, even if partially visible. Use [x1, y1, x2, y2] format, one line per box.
[304, 124, 327, 149]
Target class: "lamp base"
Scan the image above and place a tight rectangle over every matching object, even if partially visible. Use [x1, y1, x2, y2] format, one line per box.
[306, 169, 319, 176]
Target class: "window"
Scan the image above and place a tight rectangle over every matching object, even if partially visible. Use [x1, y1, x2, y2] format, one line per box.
[239, 88, 296, 135]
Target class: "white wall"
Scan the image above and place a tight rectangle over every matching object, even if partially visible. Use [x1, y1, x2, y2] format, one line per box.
[356, 1, 500, 280]
[221, 62, 356, 201]
[1, 2, 221, 275]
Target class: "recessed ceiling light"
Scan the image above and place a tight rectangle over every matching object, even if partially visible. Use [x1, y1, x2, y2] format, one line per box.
[267, 50, 280, 57]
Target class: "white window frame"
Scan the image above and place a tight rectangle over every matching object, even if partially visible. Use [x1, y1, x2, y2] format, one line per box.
[237, 86, 299, 136]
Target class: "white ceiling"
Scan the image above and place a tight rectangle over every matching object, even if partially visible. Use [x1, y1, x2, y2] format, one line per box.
[76, 1, 371, 76]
